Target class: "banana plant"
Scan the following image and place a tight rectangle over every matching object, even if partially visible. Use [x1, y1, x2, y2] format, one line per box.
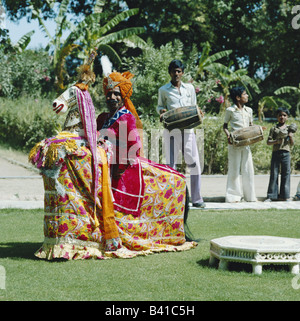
[197, 42, 232, 79]
[204, 62, 261, 113]
[275, 84, 300, 117]
[64, 8, 146, 66]
[30, 0, 146, 91]
[257, 96, 291, 121]
[12, 30, 35, 53]
[0, 1, 34, 53]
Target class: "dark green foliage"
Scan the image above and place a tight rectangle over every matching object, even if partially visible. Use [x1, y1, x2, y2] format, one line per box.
[0, 96, 63, 151]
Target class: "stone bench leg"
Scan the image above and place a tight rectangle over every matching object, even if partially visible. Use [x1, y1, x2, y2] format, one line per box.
[219, 259, 228, 271]
[290, 264, 300, 275]
[252, 264, 262, 275]
[209, 255, 218, 267]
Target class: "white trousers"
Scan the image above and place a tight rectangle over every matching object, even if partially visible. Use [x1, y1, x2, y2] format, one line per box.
[296, 181, 300, 196]
[163, 129, 203, 204]
[226, 144, 257, 202]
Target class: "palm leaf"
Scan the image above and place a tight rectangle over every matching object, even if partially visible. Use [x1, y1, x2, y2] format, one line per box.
[94, 0, 106, 13]
[31, 8, 53, 41]
[204, 62, 232, 84]
[14, 30, 35, 52]
[258, 95, 292, 120]
[238, 74, 261, 93]
[98, 44, 122, 67]
[197, 42, 232, 76]
[54, 0, 70, 46]
[205, 50, 232, 66]
[96, 27, 145, 46]
[260, 96, 278, 106]
[197, 42, 211, 75]
[275, 86, 300, 95]
[97, 8, 140, 35]
[120, 35, 147, 49]
[63, 13, 103, 47]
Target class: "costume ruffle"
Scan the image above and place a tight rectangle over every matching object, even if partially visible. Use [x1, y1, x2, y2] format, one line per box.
[35, 239, 197, 260]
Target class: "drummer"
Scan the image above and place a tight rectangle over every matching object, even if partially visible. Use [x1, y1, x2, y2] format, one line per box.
[157, 59, 205, 208]
[223, 86, 257, 203]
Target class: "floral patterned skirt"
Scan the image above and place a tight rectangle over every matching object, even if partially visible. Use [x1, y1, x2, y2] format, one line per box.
[34, 148, 197, 260]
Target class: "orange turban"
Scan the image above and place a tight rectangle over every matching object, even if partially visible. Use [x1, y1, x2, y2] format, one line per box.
[103, 72, 143, 131]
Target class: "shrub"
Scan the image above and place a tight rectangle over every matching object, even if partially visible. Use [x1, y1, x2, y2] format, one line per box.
[0, 48, 55, 99]
[1, 94, 299, 175]
[201, 114, 229, 174]
[0, 96, 63, 151]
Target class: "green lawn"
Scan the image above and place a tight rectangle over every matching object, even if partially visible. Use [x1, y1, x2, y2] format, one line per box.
[0, 208, 300, 301]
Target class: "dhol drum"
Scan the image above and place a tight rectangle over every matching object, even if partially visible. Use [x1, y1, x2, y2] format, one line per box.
[161, 105, 203, 131]
[269, 123, 297, 141]
[230, 125, 264, 147]
[288, 123, 298, 133]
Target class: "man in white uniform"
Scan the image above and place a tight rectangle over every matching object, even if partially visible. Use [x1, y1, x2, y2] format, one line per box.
[157, 60, 205, 208]
[223, 86, 257, 203]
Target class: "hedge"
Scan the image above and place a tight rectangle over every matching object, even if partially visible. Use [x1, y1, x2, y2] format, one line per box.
[1, 96, 299, 174]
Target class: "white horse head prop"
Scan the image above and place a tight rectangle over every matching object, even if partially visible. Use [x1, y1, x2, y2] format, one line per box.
[52, 86, 84, 136]
[52, 86, 78, 114]
[52, 86, 86, 136]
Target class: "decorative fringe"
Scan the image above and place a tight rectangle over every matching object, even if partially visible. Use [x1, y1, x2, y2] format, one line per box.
[28, 142, 41, 164]
[29, 133, 81, 170]
[45, 143, 59, 168]
[75, 50, 97, 89]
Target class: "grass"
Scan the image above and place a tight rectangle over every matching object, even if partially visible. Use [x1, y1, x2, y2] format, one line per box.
[0, 208, 300, 301]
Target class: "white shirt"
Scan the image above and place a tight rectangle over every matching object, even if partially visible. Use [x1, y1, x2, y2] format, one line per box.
[157, 81, 197, 113]
[224, 105, 253, 132]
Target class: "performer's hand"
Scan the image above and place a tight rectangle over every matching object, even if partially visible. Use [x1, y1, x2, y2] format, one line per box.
[112, 165, 126, 180]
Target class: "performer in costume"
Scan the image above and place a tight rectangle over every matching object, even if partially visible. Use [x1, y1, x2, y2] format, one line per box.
[29, 53, 196, 260]
[97, 68, 196, 246]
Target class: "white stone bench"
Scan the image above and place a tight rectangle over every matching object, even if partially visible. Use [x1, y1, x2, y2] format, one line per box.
[209, 235, 300, 275]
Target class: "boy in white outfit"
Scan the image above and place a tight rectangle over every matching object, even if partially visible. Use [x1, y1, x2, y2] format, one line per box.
[223, 86, 257, 203]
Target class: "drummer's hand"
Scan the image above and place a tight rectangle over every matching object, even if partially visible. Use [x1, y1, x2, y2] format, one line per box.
[227, 136, 232, 145]
[159, 109, 167, 121]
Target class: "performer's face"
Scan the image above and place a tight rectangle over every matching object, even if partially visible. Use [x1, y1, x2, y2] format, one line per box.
[106, 86, 124, 112]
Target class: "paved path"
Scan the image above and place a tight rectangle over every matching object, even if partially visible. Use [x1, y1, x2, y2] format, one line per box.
[0, 154, 300, 210]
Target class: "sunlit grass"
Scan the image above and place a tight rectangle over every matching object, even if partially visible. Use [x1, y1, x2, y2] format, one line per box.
[0, 208, 300, 301]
